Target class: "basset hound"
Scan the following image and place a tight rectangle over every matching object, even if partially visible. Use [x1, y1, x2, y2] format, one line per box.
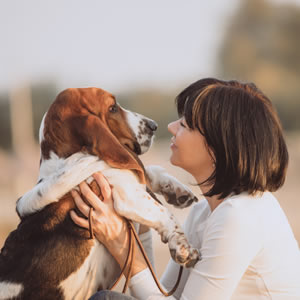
[0, 88, 199, 300]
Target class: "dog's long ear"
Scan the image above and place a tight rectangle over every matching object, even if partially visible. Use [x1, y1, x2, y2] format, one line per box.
[83, 115, 146, 184]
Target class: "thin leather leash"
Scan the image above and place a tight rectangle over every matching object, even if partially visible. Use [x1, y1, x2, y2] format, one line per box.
[88, 207, 183, 296]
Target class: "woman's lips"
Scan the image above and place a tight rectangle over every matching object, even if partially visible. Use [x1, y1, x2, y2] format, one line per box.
[170, 140, 177, 149]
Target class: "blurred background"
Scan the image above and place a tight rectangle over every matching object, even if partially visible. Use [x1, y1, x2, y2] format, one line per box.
[1, 0, 300, 281]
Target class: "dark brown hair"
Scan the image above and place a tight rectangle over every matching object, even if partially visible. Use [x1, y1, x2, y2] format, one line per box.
[176, 78, 289, 199]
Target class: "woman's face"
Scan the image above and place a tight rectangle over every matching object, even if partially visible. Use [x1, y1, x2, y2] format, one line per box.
[168, 118, 215, 181]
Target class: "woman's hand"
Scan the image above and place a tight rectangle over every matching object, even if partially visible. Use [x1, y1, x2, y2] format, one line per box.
[70, 172, 128, 255]
[70, 172, 148, 276]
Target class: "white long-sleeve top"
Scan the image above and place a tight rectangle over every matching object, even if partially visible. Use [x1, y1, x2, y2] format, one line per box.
[130, 192, 300, 299]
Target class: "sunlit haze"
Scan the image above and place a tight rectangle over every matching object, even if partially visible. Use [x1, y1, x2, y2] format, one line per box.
[1, 0, 300, 93]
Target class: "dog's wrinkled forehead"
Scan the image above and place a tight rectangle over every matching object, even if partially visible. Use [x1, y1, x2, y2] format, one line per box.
[40, 88, 116, 141]
[59, 88, 117, 116]
[71, 88, 117, 116]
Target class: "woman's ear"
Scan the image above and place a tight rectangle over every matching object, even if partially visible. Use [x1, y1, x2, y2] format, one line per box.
[83, 115, 146, 184]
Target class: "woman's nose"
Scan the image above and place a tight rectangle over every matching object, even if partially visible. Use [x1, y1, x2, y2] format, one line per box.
[168, 121, 177, 135]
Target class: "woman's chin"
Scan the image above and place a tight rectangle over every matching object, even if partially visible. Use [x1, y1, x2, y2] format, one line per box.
[169, 155, 175, 165]
[169, 155, 180, 167]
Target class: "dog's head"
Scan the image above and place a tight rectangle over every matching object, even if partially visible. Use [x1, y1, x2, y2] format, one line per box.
[39, 88, 157, 183]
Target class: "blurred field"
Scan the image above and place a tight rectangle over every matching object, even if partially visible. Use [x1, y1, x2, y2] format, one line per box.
[0, 134, 299, 279]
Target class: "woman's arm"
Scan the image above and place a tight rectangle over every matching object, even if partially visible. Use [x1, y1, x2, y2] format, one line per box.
[130, 199, 262, 300]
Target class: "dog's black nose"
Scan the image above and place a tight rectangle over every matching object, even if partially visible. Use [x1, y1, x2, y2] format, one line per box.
[146, 120, 158, 131]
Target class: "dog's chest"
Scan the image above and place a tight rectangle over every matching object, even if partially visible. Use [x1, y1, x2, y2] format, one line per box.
[60, 241, 120, 300]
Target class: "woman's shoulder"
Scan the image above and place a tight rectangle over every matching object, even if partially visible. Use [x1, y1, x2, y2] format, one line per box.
[190, 199, 211, 218]
[185, 192, 281, 235]
[217, 191, 277, 212]
[183, 200, 211, 231]
[187, 192, 274, 224]
[209, 192, 283, 230]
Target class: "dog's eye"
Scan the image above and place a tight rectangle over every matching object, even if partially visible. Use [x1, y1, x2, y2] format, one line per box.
[109, 105, 118, 113]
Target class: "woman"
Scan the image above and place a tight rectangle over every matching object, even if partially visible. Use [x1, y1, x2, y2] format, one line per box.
[71, 78, 300, 299]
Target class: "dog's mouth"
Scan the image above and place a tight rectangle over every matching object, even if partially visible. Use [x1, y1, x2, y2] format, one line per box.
[124, 142, 142, 155]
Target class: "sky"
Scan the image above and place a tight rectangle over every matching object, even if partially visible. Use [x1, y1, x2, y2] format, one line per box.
[1, 0, 300, 94]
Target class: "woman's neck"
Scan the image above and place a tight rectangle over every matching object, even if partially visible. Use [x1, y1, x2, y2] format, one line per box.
[205, 194, 223, 212]
[194, 178, 223, 212]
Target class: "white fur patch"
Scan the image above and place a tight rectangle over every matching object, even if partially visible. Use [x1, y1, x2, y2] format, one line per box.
[0, 281, 23, 299]
[60, 241, 119, 299]
[39, 112, 47, 143]
[100, 168, 175, 239]
[145, 165, 168, 192]
[17, 152, 110, 217]
[124, 109, 154, 154]
[145, 165, 198, 208]
[124, 110, 140, 134]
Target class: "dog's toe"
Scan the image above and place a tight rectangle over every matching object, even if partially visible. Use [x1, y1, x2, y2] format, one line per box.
[168, 235, 201, 268]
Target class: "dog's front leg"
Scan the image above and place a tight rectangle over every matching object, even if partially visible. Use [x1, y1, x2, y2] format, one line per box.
[111, 183, 200, 268]
[145, 165, 198, 208]
[16, 153, 109, 217]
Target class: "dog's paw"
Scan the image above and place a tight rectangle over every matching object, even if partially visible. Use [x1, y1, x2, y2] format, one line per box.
[168, 233, 201, 268]
[160, 177, 198, 208]
[146, 165, 198, 208]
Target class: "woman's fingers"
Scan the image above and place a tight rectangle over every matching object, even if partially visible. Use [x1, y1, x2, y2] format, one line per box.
[93, 172, 112, 203]
[70, 210, 89, 229]
[71, 189, 90, 217]
[70, 174, 114, 236]
[79, 181, 106, 210]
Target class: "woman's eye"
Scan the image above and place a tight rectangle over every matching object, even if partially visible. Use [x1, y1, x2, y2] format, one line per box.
[109, 105, 118, 113]
[180, 121, 186, 128]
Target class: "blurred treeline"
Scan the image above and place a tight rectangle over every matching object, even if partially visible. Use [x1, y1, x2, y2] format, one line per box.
[218, 0, 300, 130]
[1, 0, 300, 151]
